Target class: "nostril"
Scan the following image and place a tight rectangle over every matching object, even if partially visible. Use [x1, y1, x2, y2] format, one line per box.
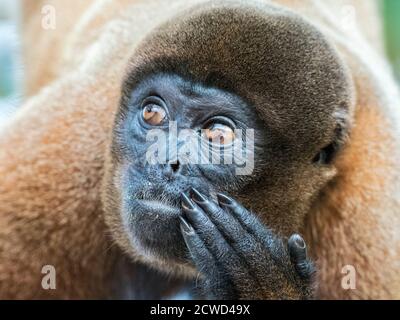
[170, 161, 180, 173]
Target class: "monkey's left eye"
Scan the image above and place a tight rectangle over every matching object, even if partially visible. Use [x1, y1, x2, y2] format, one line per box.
[141, 97, 167, 126]
[203, 123, 235, 145]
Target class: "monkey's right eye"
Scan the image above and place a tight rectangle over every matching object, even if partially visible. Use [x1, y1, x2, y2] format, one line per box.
[141, 97, 167, 126]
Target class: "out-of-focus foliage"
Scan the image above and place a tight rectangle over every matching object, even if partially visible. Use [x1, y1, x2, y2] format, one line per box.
[0, 25, 15, 97]
[382, 0, 400, 81]
[0, 0, 18, 98]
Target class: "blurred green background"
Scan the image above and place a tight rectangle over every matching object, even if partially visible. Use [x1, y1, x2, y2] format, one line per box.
[0, 1, 399, 103]
[383, 0, 400, 81]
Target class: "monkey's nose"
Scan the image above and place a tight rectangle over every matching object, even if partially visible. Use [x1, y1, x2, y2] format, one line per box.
[170, 160, 180, 173]
[164, 161, 180, 178]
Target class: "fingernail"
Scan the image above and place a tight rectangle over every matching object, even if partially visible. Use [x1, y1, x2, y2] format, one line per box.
[217, 193, 233, 205]
[292, 234, 306, 249]
[181, 192, 195, 210]
[191, 188, 207, 203]
[179, 216, 194, 234]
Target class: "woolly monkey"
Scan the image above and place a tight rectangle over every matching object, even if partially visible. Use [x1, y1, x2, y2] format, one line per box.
[0, 0, 398, 299]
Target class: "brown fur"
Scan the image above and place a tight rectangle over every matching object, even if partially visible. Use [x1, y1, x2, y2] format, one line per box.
[0, 0, 398, 299]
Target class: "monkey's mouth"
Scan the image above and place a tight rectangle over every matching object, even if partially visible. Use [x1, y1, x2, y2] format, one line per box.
[121, 190, 191, 264]
[135, 198, 181, 216]
[118, 165, 215, 265]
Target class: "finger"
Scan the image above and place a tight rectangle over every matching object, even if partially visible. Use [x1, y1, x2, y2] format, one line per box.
[181, 192, 209, 230]
[288, 234, 307, 262]
[179, 216, 217, 273]
[179, 216, 239, 299]
[288, 234, 315, 279]
[216, 193, 276, 244]
[181, 193, 237, 262]
[190, 189, 268, 270]
[190, 188, 247, 241]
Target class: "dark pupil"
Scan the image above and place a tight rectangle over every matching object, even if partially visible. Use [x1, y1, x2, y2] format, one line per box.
[143, 104, 165, 125]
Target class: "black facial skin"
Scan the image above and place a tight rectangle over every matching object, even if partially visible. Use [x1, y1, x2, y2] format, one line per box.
[113, 73, 269, 264]
[113, 72, 320, 298]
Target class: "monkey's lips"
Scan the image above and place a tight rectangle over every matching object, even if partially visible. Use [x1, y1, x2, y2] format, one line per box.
[122, 197, 189, 264]
[136, 199, 182, 216]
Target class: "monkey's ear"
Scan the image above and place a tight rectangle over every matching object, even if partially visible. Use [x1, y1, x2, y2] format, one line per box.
[312, 107, 352, 166]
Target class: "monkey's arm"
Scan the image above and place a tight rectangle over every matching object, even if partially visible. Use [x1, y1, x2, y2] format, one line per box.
[179, 189, 315, 300]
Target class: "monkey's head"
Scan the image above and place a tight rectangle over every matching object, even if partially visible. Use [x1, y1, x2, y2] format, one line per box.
[102, 1, 354, 274]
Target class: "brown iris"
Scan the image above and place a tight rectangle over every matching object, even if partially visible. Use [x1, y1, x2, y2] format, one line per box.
[204, 123, 235, 145]
[142, 103, 167, 126]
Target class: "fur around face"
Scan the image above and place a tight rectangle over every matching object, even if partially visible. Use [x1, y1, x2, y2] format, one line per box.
[0, 0, 398, 299]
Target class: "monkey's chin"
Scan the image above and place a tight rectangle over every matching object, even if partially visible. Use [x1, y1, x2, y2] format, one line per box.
[122, 199, 195, 274]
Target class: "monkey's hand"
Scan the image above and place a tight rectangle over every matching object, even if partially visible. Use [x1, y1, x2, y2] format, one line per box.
[179, 189, 315, 300]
